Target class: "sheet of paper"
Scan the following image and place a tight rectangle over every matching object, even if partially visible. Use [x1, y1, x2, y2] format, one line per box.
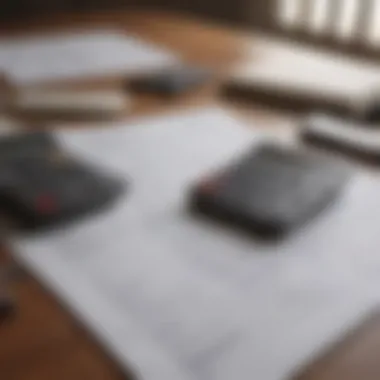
[229, 36, 380, 104]
[0, 30, 178, 84]
[10, 107, 380, 380]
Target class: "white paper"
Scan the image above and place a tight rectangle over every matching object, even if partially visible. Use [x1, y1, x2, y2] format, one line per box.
[10, 107, 380, 380]
[230, 36, 380, 104]
[305, 113, 380, 152]
[0, 30, 177, 84]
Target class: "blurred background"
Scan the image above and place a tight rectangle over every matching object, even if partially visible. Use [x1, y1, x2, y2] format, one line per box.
[4, 0, 380, 61]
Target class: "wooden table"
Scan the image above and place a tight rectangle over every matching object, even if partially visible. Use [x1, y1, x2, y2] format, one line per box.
[1, 10, 380, 380]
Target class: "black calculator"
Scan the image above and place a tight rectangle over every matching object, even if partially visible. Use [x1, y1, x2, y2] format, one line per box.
[190, 145, 350, 239]
[0, 132, 125, 231]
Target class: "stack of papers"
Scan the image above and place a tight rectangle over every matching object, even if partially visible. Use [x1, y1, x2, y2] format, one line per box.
[225, 37, 380, 112]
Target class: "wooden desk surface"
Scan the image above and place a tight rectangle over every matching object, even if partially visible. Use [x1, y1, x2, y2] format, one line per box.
[0, 10, 378, 380]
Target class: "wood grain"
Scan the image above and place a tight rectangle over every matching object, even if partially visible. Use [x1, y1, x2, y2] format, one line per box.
[294, 310, 380, 380]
